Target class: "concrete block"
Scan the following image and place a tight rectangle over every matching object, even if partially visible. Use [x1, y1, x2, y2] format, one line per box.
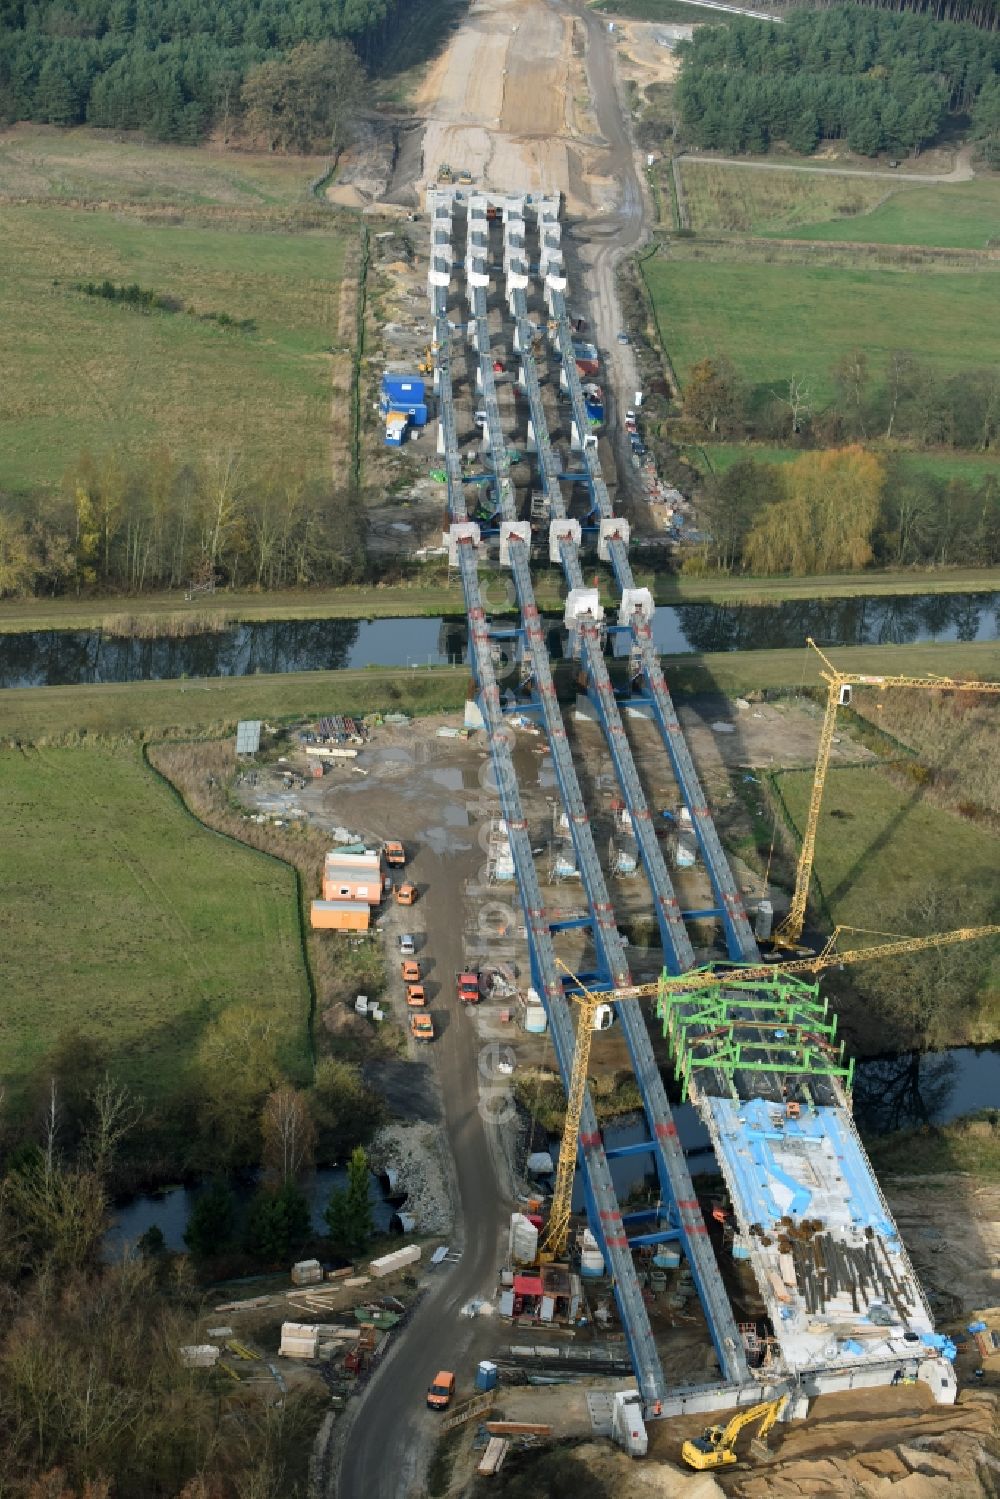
[618, 587, 654, 627]
[448, 522, 481, 567]
[500, 521, 531, 567]
[598, 517, 629, 561]
[565, 587, 603, 628]
[549, 518, 581, 562]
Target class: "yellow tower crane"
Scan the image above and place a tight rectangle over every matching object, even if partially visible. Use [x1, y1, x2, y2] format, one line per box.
[681, 1393, 789, 1470]
[770, 639, 1000, 954]
[539, 923, 1000, 1261]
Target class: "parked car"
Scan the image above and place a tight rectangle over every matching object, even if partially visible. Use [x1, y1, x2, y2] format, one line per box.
[406, 984, 427, 1008]
[411, 1013, 434, 1043]
[399, 933, 416, 956]
[456, 970, 480, 1004]
[401, 959, 421, 984]
[395, 882, 417, 906]
[617, 331, 630, 345]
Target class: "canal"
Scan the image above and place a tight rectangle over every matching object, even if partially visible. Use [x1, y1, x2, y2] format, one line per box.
[1, 591, 996, 689]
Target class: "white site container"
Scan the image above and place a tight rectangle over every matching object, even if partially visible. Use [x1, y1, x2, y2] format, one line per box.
[579, 1228, 605, 1279]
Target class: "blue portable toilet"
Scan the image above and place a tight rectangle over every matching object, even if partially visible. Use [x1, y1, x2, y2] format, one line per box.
[475, 1360, 498, 1392]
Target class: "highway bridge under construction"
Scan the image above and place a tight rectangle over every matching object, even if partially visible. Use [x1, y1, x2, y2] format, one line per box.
[425, 186, 956, 1419]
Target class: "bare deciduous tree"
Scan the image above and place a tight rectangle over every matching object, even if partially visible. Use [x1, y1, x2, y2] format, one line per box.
[260, 1087, 315, 1184]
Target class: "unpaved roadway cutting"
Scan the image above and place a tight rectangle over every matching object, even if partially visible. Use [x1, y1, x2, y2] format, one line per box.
[412, 0, 614, 212]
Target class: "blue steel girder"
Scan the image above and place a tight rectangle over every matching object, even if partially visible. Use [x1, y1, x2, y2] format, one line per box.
[537, 330, 758, 971]
[506, 579, 744, 1382]
[627, 616, 759, 964]
[576, 625, 694, 976]
[455, 546, 668, 1406]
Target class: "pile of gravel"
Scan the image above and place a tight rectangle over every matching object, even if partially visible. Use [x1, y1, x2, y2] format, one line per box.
[370, 1122, 454, 1235]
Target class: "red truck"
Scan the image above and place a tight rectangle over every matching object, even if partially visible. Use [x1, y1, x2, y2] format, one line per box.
[456, 971, 480, 1004]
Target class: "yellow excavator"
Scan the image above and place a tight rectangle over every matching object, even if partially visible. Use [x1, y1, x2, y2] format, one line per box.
[682, 1394, 788, 1470]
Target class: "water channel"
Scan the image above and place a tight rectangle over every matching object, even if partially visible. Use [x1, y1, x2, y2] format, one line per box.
[2, 591, 996, 689]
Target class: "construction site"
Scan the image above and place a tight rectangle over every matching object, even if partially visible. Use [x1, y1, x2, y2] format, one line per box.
[421, 179, 961, 1410]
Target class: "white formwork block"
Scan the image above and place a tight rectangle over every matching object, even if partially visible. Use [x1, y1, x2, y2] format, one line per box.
[549, 518, 581, 562]
[598, 517, 630, 561]
[449, 522, 481, 566]
[369, 1244, 421, 1278]
[565, 587, 604, 628]
[570, 419, 582, 451]
[619, 587, 654, 627]
[499, 521, 531, 566]
[546, 271, 568, 294]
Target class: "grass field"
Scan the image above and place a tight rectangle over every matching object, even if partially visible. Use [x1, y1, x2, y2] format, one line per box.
[676, 163, 1000, 250]
[0, 123, 327, 206]
[677, 161, 890, 236]
[0, 744, 311, 1102]
[772, 760, 1000, 1046]
[3, 644, 998, 741]
[782, 178, 1000, 251]
[0, 666, 470, 741]
[703, 443, 1000, 487]
[0, 201, 349, 492]
[773, 762, 1000, 952]
[643, 256, 1000, 404]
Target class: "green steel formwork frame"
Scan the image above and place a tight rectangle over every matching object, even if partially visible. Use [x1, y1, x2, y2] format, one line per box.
[655, 968, 855, 1101]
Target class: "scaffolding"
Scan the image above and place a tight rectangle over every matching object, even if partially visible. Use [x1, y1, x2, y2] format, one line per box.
[657, 970, 855, 1102]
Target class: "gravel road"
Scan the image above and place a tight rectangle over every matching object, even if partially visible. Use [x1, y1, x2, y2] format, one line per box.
[333, 844, 510, 1499]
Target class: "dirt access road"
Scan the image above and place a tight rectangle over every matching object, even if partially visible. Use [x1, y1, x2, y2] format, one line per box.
[679, 143, 978, 184]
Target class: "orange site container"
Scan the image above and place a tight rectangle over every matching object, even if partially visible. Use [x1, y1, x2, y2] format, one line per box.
[310, 900, 370, 932]
[322, 876, 381, 904]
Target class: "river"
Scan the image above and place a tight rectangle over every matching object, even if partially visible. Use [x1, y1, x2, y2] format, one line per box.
[2, 590, 996, 688]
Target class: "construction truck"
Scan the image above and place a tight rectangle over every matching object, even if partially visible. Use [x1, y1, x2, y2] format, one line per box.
[385, 840, 406, 868]
[437, 163, 453, 182]
[681, 1396, 788, 1471]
